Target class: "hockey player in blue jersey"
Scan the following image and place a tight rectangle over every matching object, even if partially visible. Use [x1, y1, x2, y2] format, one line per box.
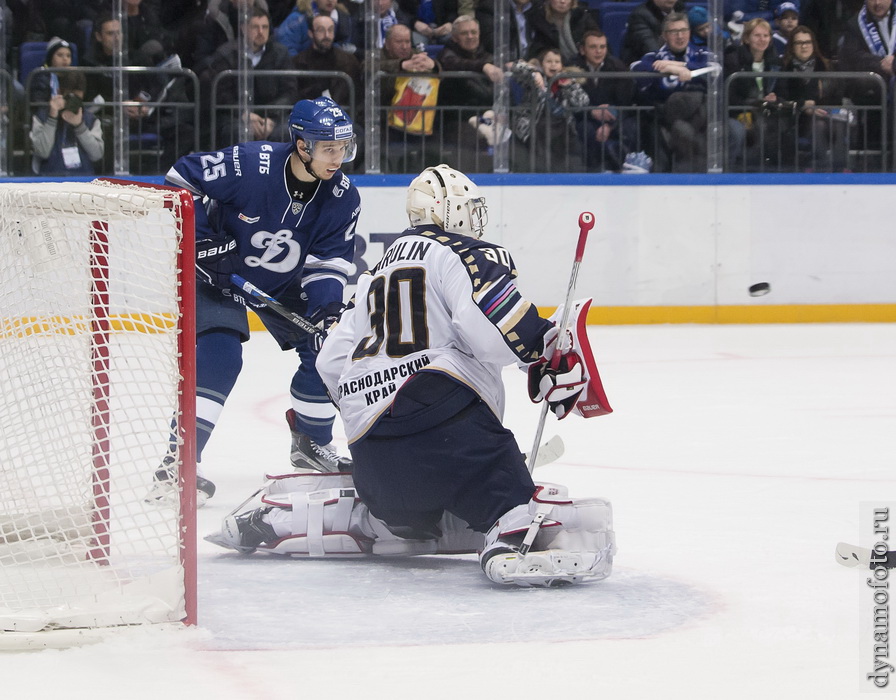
[205, 165, 617, 587]
[154, 96, 361, 506]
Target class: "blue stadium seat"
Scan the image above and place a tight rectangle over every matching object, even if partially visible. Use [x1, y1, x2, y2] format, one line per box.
[599, 1, 640, 25]
[424, 44, 444, 61]
[600, 10, 631, 59]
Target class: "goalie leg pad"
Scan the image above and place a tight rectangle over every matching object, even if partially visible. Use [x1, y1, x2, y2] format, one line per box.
[204, 487, 372, 556]
[479, 484, 616, 587]
[210, 486, 452, 557]
[208, 473, 490, 557]
[364, 511, 439, 556]
[264, 471, 355, 497]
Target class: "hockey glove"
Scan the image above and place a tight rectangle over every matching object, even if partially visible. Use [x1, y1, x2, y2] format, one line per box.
[527, 352, 587, 420]
[196, 236, 238, 289]
[308, 301, 346, 354]
[310, 301, 346, 331]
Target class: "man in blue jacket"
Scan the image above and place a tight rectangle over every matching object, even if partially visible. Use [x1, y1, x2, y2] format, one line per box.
[631, 12, 744, 171]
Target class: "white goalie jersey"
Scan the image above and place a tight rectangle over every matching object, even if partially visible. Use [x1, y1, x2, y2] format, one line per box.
[317, 224, 554, 443]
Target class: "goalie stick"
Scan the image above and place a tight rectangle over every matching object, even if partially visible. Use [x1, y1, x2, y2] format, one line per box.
[527, 212, 594, 473]
[835, 542, 896, 570]
[528, 435, 565, 470]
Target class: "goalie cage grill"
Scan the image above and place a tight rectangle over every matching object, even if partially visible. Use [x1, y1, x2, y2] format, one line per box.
[0, 179, 196, 644]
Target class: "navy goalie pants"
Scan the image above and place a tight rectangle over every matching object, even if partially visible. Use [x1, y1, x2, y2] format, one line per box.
[349, 371, 536, 536]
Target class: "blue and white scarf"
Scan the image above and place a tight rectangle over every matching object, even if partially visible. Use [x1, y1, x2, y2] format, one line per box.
[379, 10, 398, 48]
[858, 5, 896, 57]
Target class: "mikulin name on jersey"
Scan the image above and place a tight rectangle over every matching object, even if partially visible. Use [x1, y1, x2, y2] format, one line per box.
[371, 240, 433, 274]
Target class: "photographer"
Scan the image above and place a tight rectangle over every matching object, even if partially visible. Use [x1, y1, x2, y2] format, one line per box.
[29, 70, 105, 176]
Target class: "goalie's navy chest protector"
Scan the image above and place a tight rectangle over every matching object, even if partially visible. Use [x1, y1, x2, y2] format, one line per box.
[166, 140, 360, 314]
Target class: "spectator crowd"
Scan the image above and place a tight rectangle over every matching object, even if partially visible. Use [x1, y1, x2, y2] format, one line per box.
[1, 0, 891, 174]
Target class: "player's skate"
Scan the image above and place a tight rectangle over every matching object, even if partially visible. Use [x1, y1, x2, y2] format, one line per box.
[286, 409, 352, 472]
[204, 507, 277, 553]
[479, 484, 616, 588]
[145, 454, 217, 508]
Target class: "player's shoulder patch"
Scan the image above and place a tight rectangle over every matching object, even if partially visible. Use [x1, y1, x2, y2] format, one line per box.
[328, 171, 357, 200]
[413, 228, 542, 363]
[416, 230, 518, 290]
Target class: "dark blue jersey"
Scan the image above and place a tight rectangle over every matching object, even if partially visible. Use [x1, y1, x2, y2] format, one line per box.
[166, 140, 361, 312]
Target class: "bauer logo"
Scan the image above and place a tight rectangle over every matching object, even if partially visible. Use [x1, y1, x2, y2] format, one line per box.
[335, 125, 352, 138]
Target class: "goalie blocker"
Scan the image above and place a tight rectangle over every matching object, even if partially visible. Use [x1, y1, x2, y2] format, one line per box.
[205, 472, 616, 588]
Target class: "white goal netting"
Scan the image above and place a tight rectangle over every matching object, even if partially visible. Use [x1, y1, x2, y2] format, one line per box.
[0, 180, 195, 638]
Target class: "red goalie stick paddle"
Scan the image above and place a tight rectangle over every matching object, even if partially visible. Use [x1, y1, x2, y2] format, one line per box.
[526, 212, 597, 473]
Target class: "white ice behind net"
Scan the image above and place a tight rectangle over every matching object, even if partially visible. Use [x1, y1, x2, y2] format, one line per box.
[0, 181, 189, 634]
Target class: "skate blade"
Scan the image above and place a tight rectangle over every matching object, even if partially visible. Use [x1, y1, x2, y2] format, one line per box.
[203, 530, 256, 554]
[144, 482, 210, 509]
[144, 481, 178, 507]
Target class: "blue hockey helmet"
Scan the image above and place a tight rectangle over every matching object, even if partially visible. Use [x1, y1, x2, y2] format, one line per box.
[288, 97, 356, 163]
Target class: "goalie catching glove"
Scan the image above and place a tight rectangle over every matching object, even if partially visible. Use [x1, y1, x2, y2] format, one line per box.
[528, 327, 587, 419]
[528, 298, 614, 419]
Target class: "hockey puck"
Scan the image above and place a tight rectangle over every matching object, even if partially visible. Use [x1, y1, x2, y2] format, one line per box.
[748, 282, 771, 297]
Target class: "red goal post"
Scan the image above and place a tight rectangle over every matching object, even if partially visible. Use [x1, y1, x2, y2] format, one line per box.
[0, 179, 196, 647]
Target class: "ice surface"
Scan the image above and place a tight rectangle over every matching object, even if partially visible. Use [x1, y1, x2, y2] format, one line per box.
[3, 323, 894, 699]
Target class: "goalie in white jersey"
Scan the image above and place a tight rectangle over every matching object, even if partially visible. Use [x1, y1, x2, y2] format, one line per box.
[206, 165, 616, 587]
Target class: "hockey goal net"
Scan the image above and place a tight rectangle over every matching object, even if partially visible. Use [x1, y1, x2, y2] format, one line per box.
[0, 179, 196, 643]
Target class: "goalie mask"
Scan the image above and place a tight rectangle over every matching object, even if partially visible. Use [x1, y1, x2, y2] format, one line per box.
[288, 97, 357, 163]
[406, 164, 488, 238]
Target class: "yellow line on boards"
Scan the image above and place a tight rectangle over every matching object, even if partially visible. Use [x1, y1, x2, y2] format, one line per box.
[573, 304, 896, 325]
[0, 314, 178, 337]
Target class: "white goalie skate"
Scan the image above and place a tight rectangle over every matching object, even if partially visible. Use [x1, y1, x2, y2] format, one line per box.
[479, 484, 616, 588]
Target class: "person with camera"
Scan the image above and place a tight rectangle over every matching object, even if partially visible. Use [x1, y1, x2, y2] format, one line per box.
[29, 70, 105, 176]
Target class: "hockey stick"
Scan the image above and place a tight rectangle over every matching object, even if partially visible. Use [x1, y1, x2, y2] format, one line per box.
[526, 212, 594, 474]
[835, 542, 896, 569]
[229, 273, 323, 340]
[527, 434, 565, 470]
